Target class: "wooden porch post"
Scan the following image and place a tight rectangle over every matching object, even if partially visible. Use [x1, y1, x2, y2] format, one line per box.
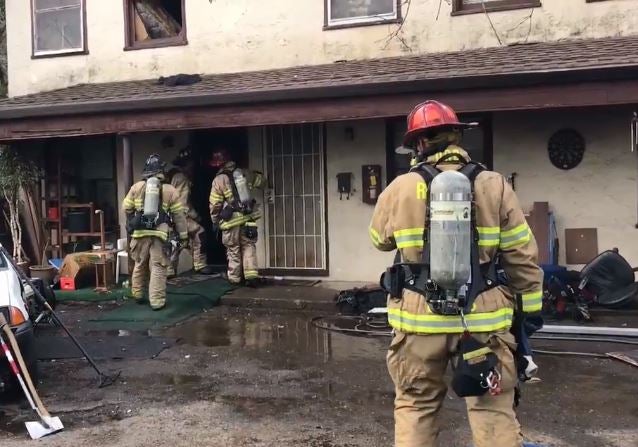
[119, 133, 135, 277]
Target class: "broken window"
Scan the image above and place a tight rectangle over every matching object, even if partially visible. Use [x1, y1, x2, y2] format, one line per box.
[125, 0, 186, 49]
[32, 0, 86, 57]
[325, 0, 399, 28]
[452, 0, 541, 15]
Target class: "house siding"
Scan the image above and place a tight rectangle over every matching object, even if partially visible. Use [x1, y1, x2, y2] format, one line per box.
[8, 0, 638, 96]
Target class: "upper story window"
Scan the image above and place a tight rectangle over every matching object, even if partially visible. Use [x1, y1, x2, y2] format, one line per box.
[452, 0, 541, 15]
[325, 0, 401, 30]
[124, 0, 187, 50]
[31, 0, 87, 57]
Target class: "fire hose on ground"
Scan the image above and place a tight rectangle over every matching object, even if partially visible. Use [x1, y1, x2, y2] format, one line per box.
[310, 315, 638, 358]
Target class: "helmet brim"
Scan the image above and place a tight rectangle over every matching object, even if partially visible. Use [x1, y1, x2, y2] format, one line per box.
[173, 157, 191, 166]
[403, 122, 475, 147]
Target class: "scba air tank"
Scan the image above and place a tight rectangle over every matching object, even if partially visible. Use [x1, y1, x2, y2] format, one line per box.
[233, 169, 252, 205]
[143, 176, 161, 220]
[428, 170, 472, 293]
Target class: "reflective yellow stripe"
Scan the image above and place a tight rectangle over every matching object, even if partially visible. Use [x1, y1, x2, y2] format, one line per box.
[394, 228, 424, 237]
[369, 227, 383, 247]
[500, 223, 531, 249]
[397, 239, 424, 249]
[219, 212, 261, 230]
[169, 203, 183, 213]
[179, 232, 188, 240]
[252, 173, 264, 188]
[462, 346, 492, 360]
[132, 229, 168, 241]
[522, 290, 543, 313]
[428, 148, 465, 163]
[223, 189, 234, 199]
[477, 226, 500, 247]
[244, 270, 259, 279]
[387, 307, 513, 334]
[394, 228, 424, 249]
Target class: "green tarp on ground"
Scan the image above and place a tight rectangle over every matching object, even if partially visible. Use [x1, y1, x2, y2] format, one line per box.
[85, 278, 233, 330]
[56, 287, 128, 303]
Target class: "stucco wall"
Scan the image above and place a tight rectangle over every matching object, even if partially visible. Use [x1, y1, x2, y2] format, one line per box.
[325, 120, 393, 281]
[493, 106, 638, 267]
[8, 0, 638, 96]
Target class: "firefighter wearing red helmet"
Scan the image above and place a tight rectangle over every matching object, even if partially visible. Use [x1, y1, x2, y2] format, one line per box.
[370, 100, 543, 447]
[208, 148, 266, 286]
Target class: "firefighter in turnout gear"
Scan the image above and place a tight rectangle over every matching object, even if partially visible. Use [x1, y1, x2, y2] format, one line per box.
[123, 154, 188, 310]
[370, 101, 543, 447]
[168, 147, 215, 275]
[208, 149, 266, 286]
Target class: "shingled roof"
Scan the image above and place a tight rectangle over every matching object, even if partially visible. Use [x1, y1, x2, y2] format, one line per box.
[1, 35, 638, 119]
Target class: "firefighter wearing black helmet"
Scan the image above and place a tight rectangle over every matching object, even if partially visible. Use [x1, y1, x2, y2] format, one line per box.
[122, 154, 188, 310]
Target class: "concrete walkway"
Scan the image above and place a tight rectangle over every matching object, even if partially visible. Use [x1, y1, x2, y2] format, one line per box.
[220, 280, 375, 312]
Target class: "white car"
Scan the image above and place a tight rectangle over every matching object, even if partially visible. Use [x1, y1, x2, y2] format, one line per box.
[0, 250, 38, 395]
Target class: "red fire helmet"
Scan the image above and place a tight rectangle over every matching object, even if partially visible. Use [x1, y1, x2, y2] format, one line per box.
[403, 100, 472, 146]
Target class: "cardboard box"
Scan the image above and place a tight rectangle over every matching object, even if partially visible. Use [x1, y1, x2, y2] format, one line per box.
[59, 252, 101, 290]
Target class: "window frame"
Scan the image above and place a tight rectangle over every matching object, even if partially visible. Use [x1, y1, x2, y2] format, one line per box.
[324, 0, 402, 30]
[451, 0, 541, 16]
[123, 0, 188, 51]
[30, 0, 88, 59]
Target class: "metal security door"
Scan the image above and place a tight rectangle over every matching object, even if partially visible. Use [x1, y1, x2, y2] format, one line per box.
[263, 124, 327, 273]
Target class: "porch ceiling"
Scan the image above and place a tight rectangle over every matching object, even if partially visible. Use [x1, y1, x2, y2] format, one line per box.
[2, 35, 638, 140]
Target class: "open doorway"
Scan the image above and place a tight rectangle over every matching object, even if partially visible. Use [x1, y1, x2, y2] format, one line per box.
[188, 128, 249, 267]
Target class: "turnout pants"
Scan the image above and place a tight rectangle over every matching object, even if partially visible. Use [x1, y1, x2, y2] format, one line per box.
[222, 225, 258, 284]
[387, 330, 522, 447]
[187, 217, 207, 271]
[167, 217, 206, 275]
[130, 237, 169, 309]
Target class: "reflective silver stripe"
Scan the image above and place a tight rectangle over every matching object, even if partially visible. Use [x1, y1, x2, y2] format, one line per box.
[500, 224, 531, 249]
[387, 308, 513, 333]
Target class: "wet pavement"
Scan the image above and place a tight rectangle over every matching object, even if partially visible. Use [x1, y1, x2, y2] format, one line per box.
[0, 305, 636, 446]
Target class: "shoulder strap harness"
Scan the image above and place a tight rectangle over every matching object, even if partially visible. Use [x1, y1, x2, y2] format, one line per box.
[381, 154, 498, 315]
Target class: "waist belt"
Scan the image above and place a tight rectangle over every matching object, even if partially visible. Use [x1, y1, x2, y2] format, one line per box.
[381, 257, 499, 315]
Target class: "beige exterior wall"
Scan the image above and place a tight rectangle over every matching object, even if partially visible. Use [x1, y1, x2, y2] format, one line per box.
[493, 106, 638, 267]
[114, 121, 393, 282]
[8, 0, 638, 97]
[325, 120, 393, 281]
[112, 108, 638, 280]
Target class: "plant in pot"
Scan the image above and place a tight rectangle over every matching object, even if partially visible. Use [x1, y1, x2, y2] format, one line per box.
[0, 146, 41, 274]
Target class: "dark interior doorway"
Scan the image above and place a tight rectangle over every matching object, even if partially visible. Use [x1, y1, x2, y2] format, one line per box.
[385, 113, 493, 182]
[188, 128, 249, 266]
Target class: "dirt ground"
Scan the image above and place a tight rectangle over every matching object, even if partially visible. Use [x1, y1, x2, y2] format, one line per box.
[0, 304, 637, 447]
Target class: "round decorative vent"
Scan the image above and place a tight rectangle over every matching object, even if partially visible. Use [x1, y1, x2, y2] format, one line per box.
[548, 129, 585, 170]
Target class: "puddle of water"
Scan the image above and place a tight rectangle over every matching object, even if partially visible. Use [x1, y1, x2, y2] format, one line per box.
[165, 312, 388, 363]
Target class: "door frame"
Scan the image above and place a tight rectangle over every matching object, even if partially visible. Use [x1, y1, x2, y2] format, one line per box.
[260, 123, 329, 277]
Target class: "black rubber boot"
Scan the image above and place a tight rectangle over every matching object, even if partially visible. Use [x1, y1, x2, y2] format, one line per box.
[195, 265, 216, 275]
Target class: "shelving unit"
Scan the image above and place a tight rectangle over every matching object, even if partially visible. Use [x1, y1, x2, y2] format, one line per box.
[40, 147, 117, 259]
